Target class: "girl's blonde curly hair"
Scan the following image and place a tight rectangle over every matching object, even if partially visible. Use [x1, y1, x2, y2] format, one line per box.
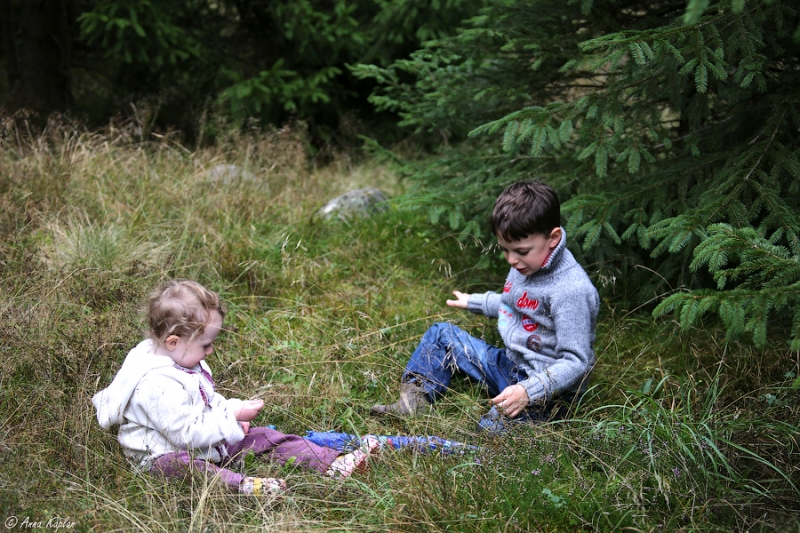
[147, 279, 226, 343]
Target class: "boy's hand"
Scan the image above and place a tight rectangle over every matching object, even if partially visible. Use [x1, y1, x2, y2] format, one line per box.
[490, 384, 529, 418]
[235, 399, 264, 422]
[446, 290, 471, 309]
[240, 421, 250, 435]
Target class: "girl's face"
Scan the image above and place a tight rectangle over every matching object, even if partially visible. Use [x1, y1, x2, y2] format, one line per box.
[165, 311, 223, 368]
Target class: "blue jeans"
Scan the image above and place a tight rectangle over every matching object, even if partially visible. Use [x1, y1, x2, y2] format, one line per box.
[402, 322, 568, 431]
[403, 322, 527, 400]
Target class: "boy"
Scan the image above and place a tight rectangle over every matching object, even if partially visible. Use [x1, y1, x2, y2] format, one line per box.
[371, 181, 599, 433]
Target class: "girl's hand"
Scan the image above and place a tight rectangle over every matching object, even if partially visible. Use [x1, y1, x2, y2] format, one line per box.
[489, 384, 529, 418]
[446, 290, 471, 309]
[240, 421, 250, 435]
[235, 399, 264, 421]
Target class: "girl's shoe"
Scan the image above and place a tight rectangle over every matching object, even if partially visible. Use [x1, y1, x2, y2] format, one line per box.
[240, 476, 287, 496]
[325, 435, 380, 478]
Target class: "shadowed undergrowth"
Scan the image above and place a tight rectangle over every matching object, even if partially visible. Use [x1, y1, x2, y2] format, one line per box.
[0, 117, 797, 532]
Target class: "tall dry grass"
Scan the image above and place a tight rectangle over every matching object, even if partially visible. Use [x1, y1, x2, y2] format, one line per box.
[0, 112, 797, 532]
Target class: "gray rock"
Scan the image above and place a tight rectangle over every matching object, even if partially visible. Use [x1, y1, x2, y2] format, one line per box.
[205, 164, 257, 185]
[318, 187, 389, 221]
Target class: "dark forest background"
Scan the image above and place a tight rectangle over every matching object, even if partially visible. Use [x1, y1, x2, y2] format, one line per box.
[2, 0, 800, 351]
[0, 0, 482, 144]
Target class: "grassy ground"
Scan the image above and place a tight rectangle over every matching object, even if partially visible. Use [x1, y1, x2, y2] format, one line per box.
[1, 116, 798, 532]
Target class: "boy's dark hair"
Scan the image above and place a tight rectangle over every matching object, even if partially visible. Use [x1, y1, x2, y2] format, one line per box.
[490, 181, 561, 241]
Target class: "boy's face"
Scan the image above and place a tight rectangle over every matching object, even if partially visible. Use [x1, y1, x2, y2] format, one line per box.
[497, 227, 562, 276]
[164, 311, 223, 368]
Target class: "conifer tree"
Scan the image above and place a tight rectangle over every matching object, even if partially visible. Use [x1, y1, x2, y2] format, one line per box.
[0, 0, 483, 135]
[355, 0, 800, 349]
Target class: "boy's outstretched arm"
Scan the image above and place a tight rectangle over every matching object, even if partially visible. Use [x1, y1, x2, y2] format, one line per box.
[446, 290, 471, 309]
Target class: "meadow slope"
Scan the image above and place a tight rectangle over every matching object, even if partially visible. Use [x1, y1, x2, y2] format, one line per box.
[0, 119, 797, 532]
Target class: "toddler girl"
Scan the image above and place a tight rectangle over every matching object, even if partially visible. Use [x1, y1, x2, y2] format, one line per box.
[93, 279, 377, 497]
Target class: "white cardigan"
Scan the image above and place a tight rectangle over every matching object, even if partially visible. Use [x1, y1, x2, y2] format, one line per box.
[93, 339, 245, 467]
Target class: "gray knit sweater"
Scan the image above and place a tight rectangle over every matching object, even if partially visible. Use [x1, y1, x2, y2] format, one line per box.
[467, 229, 599, 405]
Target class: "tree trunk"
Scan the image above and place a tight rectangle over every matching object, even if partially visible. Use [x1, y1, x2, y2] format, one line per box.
[8, 0, 72, 115]
[0, 0, 21, 86]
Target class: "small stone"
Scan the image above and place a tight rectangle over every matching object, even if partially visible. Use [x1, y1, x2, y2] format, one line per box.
[318, 188, 388, 221]
[205, 164, 256, 185]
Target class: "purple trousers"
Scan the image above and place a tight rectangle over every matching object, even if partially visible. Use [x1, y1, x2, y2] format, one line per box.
[149, 426, 340, 490]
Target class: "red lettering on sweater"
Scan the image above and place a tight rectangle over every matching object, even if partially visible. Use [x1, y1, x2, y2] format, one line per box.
[516, 292, 539, 311]
[503, 281, 512, 293]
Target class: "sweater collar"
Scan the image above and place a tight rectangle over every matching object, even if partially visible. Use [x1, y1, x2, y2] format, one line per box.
[538, 227, 567, 273]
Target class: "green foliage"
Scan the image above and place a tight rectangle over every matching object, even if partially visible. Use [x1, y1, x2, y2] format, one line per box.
[56, 0, 486, 135]
[78, 0, 198, 66]
[654, 224, 800, 349]
[210, 0, 364, 122]
[358, 0, 800, 348]
[218, 61, 342, 117]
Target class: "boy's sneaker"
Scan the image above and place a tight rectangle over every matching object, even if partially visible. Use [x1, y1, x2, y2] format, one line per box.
[240, 476, 287, 497]
[370, 383, 431, 418]
[325, 435, 380, 478]
[477, 405, 509, 435]
[477, 405, 560, 435]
